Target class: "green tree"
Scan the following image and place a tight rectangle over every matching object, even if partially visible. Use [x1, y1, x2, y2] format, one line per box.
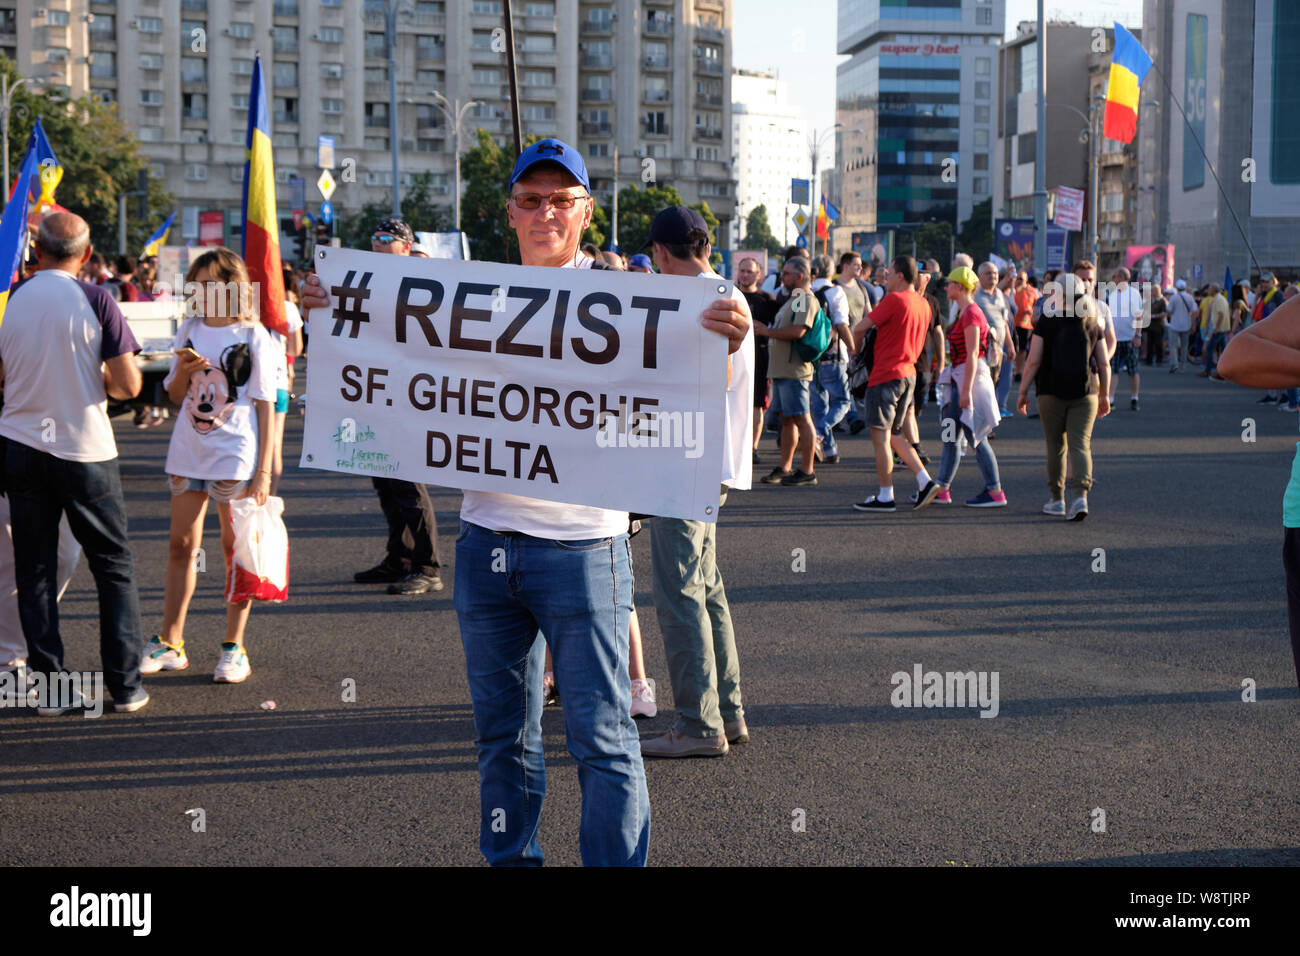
[1, 55, 173, 255]
[457, 128, 540, 263]
[615, 184, 721, 268]
[956, 197, 993, 266]
[583, 200, 608, 251]
[336, 172, 454, 251]
[743, 204, 784, 258]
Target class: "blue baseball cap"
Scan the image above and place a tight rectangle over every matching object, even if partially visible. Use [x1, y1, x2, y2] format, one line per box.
[629, 253, 653, 270]
[508, 138, 590, 192]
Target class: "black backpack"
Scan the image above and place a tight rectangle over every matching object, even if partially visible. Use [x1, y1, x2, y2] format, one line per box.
[1038, 316, 1092, 400]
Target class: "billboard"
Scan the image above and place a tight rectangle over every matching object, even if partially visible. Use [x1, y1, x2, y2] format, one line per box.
[851, 231, 893, 267]
[1125, 244, 1175, 290]
[1183, 13, 1207, 191]
[994, 219, 1071, 272]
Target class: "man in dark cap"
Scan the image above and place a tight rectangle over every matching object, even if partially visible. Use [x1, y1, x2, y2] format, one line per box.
[637, 206, 752, 758]
[351, 216, 445, 596]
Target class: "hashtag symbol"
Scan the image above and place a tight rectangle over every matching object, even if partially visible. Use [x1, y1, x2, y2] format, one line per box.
[331, 270, 373, 338]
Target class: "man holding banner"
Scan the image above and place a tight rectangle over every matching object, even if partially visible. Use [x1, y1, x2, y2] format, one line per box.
[301, 138, 750, 866]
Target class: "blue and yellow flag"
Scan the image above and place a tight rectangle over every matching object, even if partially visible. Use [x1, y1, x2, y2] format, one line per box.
[25, 117, 63, 209]
[142, 211, 176, 258]
[0, 149, 38, 327]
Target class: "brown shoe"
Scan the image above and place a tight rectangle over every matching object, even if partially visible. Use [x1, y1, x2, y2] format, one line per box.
[639, 727, 728, 758]
[723, 717, 749, 745]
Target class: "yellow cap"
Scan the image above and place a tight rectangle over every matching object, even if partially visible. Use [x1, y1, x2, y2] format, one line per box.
[946, 266, 978, 291]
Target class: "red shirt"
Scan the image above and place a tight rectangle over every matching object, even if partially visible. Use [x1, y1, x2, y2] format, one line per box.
[866, 289, 931, 387]
[948, 303, 990, 368]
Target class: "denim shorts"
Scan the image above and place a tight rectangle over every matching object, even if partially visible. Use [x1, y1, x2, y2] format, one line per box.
[771, 377, 811, 417]
[167, 475, 246, 502]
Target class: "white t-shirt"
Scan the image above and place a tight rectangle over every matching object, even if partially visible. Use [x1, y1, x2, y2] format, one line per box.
[702, 271, 754, 491]
[811, 278, 850, 361]
[0, 269, 139, 462]
[163, 319, 278, 481]
[268, 301, 304, 391]
[1107, 285, 1144, 341]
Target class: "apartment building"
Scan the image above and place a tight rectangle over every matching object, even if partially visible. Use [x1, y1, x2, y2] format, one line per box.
[1, 0, 734, 254]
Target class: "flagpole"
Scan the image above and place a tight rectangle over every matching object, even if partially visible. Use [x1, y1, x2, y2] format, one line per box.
[1032, 0, 1047, 276]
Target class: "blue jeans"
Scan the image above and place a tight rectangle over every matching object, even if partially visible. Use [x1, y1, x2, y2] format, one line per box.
[454, 520, 649, 867]
[1, 438, 143, 702]
[1203, 332, 1227, 374]
[935, 396, 1001, 492]
[994, 361, 1013, 413]
[811, 361, 852, 456]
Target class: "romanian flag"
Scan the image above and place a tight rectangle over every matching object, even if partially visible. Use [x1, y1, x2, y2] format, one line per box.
[1102, 23, 1152, 144]
[141, 211, 176, 258]
[816, 196, 829, 241]
[241, 54, 287, 336]
[0, 150, 38, 327]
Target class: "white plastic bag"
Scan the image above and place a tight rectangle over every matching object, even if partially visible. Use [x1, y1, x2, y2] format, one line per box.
[225, 495, 289, 603]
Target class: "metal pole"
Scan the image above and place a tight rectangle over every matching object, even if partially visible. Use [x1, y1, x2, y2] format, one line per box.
[502, 0, 522, 156]
[611, 144, 619, 251]
[118, 194, 127, 255]
[1032, 0, 1047, 275]
[453, 112, 462, 234]
[1091, 98, 1100, 266]
[1, 76, 9, 214]
[387, 3, 401, 218]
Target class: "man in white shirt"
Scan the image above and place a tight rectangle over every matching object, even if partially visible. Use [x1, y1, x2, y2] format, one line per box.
[0, 212, 149, 715]
[638, 206, 754, 758]
[302, 139, 750, 866]
[1106, 266, 1145, 410]
[1165, 278, 1197, 373]
[809, 254, 855, 463]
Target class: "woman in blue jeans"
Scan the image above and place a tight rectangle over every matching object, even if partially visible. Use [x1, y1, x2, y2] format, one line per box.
[935, 267, 1006, 508]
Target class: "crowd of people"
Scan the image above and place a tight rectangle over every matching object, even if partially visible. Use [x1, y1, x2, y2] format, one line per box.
[2, 133, 1298, 866]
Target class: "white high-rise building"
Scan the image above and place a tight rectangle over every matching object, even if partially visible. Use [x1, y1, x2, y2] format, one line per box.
[730, 68, 807, 249]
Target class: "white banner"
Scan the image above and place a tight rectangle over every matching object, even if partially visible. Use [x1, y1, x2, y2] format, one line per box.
[300, 248, 733, 522]
[1053, 185, 1085, 231]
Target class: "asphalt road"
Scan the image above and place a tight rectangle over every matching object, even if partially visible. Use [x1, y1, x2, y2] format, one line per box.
[2, 362, 1298, 866]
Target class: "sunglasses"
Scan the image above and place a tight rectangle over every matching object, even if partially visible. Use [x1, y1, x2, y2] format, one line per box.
[511, 192, 589, 210]
[372, 234, 403, 244]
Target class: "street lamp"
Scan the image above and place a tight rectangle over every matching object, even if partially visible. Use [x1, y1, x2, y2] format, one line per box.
[767, 123, 800, 246]
[806, 123, 841, 252]
[0, 74, 30, 214]
[429, 91, 483, 235]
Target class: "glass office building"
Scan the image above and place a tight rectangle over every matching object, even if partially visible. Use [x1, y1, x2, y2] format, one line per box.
[834, 0, 1004, 235]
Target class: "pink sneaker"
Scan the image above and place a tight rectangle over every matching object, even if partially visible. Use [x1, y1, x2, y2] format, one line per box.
[630, 678, 657, 718]
[935, 489, 952, 504]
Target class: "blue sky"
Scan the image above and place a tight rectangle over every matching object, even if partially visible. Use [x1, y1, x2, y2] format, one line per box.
[732, 0, 1142, 163]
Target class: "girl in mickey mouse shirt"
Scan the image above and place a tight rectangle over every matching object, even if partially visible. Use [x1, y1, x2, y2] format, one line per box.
[141, 248, 278, 684]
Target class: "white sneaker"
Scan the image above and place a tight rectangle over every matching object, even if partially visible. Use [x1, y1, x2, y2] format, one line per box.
[630, 678, 657, 718]
[1067, 496, 1089, 521]
[1042, 499, 1066, 516]
[213, 644, 251, 683]
[140, 636, 189, 674]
